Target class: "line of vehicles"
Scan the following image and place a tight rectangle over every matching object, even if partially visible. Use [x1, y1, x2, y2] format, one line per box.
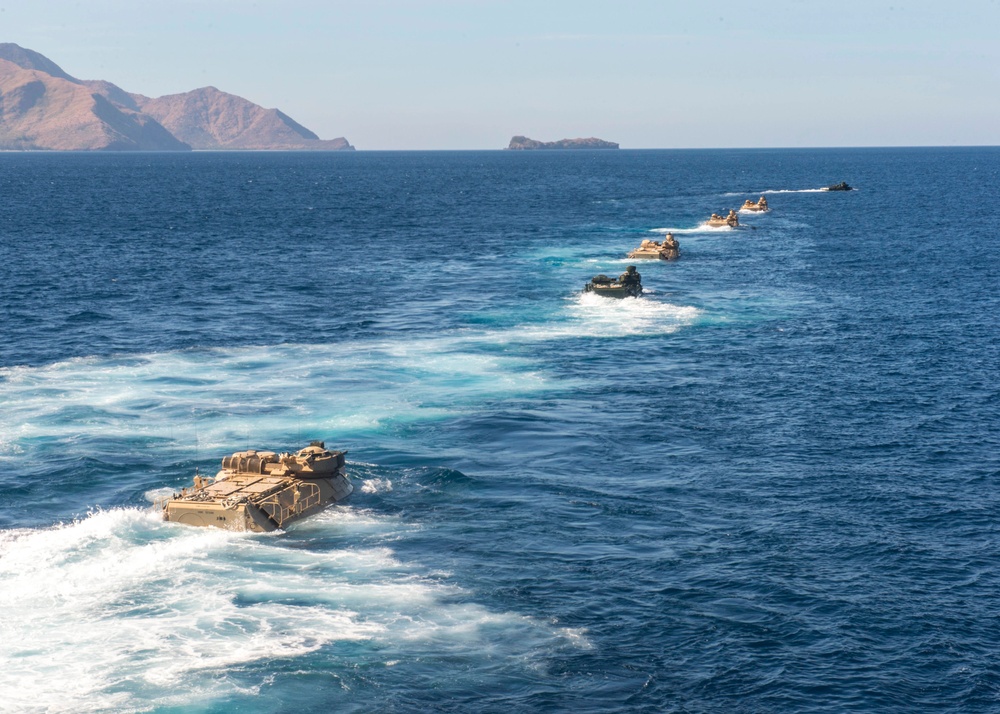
[161, 183, 853, 532]
[582, 194, 770, 299]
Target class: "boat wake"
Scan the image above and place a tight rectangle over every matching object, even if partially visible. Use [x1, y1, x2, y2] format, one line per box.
[722, 188, 830, 196]
[0, 302, 705, 460]
[0, 340, 550, 456]
[650, 225, 732, 234]
[762, 188, 830, 194]
[0, 507, 589, 713]
[560, 292, 700, 337]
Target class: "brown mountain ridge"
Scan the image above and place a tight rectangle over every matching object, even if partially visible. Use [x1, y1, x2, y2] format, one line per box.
[0, 43, 353, 151]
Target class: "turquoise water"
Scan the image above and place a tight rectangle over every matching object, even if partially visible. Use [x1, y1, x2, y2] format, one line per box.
[1, 148, 999, 712]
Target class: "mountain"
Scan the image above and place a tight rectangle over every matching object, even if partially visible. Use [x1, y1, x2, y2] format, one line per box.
[0, 53, 189, 151]
[0, 43, 77, 82]
[506, 135, 619, 150]
[0, 43, 353, 151]
[132, 87, 352, 151]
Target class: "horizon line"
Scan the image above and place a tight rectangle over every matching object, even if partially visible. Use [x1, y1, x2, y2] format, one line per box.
[3, 144, 999, 155]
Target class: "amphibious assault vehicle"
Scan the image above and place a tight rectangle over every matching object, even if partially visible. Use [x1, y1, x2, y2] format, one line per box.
[584, 266, 643, 298]
[628, 234, 679, 261]
[706, 210, 740, 227]
[161, 441, 352, 532]
[740, 196, 769, 212]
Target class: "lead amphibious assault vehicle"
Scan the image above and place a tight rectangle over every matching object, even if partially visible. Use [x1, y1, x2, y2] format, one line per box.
[161, 441, 352, 532]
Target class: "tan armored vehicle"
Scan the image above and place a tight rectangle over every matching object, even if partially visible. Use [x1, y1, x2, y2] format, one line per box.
[706, 209, 739, 227]
[628, 233, 679, 261]
[162, 441, 352, 532]
[741, 196, 768, 212]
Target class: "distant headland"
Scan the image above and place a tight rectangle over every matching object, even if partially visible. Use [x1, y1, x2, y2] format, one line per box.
[506, 136, 619, 151]
[0, 43, 354, 151]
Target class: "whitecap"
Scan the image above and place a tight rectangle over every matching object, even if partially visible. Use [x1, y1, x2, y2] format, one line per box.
[0, 507, 587, 712]
[760, 188, 830, 193]
[650, 224, 733, 234]
[360, 478, 394, 494]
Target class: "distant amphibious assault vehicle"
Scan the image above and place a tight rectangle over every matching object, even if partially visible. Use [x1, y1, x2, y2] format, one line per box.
[706, 209, 740, 228]
[628, 233, 680, 261]
[741, 196, 769, 212]
[162, 441, 352, 532]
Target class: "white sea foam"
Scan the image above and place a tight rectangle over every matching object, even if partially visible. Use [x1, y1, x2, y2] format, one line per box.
[721, 188, 830, 196]
[361, 478, 394, 494]
[144, 486, 176, 503]
[761, 188, 830, 194]
[429, 294, 701, 345]
[0, 507, 586, 712]
[560, 292, 700, 337]
[554, 626, 594, 650]
[0, 300, 701, 456]
[0, 339, 547, 454]
[650, 224, 733, 234]
[443, 295, 703, 347]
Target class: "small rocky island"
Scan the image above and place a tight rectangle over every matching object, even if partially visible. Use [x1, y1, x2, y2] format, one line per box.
[506, 135, 619, 150]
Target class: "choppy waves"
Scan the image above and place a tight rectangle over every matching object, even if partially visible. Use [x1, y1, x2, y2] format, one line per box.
[5, 148, 993, 712]
[0, 294, 692, 708]
[0, 506, 587, 713]
[0, 295, 700, 458]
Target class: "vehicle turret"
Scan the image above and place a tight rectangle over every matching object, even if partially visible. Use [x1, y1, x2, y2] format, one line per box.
[161, 441, 353, 532]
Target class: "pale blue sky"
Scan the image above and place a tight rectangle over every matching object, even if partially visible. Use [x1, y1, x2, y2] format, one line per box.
[3, 0, 999, 149]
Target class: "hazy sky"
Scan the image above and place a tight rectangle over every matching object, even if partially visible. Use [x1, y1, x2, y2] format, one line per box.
[3, 0, 999, 149]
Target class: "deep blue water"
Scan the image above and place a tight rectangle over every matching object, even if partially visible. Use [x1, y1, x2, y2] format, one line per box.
[1, 148, 999, 713]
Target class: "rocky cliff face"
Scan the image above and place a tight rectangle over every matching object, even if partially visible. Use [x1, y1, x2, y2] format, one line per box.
[506, 135, 619, 150]
[0, 43, 353, 151]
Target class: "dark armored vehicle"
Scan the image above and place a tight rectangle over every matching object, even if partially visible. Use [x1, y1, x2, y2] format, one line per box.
[584, 265, 643, 298]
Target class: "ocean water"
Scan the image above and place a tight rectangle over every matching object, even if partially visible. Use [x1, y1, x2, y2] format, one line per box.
[1, 147, 998, 713]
